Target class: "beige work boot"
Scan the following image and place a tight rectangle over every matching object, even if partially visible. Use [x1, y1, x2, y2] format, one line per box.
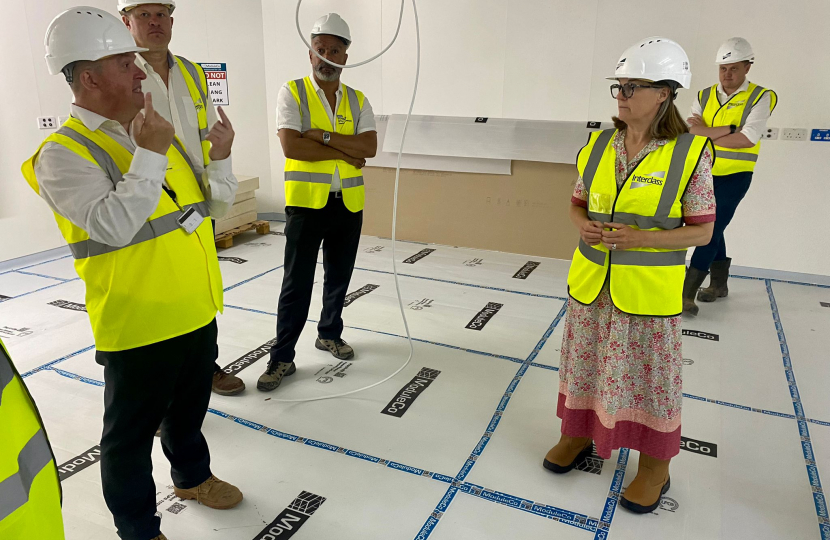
[256, 361, 296, 392]
[315, 337, 355, 360]
[619, 453, 671, 514]
[173, 475, 243, 510]
[543, 434, 593, 474]
[150, 535, 168, 540]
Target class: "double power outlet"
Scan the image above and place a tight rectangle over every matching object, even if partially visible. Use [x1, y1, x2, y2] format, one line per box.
[762, 127, 809, 141]
[37, 116, 69, 130]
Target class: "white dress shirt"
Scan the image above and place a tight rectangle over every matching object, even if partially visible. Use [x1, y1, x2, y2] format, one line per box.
[689, 79, 772, 145]
[276, 75, 376, 192]
[34, 104, 236, 248]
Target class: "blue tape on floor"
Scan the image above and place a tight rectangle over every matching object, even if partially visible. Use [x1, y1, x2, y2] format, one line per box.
[52, 368, 105, 387]
[14, 270, 72, 282]
[223, 265, 284, 292]
[594, 448, 630, 539]
[766, 280, 830, 540]
[414, 304, 568, 539]
[0, 253, 73, 277]
[20, 344, 96, 378]
[2, 278, 81, 303]
[732, 274, 830, 290]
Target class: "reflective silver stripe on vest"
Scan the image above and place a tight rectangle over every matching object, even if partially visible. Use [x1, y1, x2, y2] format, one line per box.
[0, 347, 13, 406]
[294, 79, 312, 132]
[740, 86, 765, 127]
[284, 171, 331, 184]
[56, 127, 124, 188]
[612, 250, 686, 267]
[582, 129, 615, 192]
[177, 57, 208, 112]
[579, 240, 607, 266]
[587, 211, 611, 223]
[613, 213, 683, 230]
[716, 150, 758, 162]
[346, 86, 360, 133]
[0, 429, 54, 522]
[699, 86, 713, 111]
[653, 133, 695, 227]
[341, 176, 364, 189]
[67, 201, 210, 260]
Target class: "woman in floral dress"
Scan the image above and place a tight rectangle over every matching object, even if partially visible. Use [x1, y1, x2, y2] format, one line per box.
[543, 37, 716, 514]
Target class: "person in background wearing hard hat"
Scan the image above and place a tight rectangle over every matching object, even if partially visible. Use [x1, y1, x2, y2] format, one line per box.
[544, 38, 715, 515]
[22, 8, 243, 540]
[257, 13, 377, 392]
[0, 338, 65, 539]
[683, 37, 777, 315]
[120, 1, 245, 395]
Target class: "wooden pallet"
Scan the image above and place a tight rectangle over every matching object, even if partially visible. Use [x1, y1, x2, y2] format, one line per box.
[214, 220, 270, 249]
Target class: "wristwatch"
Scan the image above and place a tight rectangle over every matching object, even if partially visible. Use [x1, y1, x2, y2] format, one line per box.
[322, 131, 331, 145]
[729, 124, 737, 134]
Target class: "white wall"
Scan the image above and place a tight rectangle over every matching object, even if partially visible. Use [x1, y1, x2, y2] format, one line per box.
[261, 0, 830, 276]
[2, 0, 827, 275]
[0, 0, 272, 262]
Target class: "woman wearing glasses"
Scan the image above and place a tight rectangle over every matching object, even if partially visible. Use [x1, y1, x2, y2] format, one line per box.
[543, 37, 716, 514]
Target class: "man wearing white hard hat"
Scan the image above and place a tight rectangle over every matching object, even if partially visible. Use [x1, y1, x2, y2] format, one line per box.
[258, 13, 377, 392]
[683, 37, 777, 315]
[544, 37, 715, 515]
[119, 1, 245, 396]
[22, 7, 242, 540]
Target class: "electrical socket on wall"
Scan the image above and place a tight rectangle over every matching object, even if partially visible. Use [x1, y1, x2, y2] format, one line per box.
[781, 128, 809, 141]
[763, 127, 779, 140]
[37, 116, 58, 130]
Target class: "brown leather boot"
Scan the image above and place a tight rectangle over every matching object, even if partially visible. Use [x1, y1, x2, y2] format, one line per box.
[682, 266, 708, 316]
[212, 370, 245, 396]
[173, 475, 243, 510]
[697, 258, 731, 303]
[543, 434, 593, 474]
[620, 453, 671, 514]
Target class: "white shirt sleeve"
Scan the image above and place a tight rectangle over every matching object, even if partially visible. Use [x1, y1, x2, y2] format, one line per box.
[739, 92, 772, 146]
[689, 94, 703, 120]
[204, 157, 238, 219]
[35, 144, 167, 247]
[356, 96, 377, 134]
[277, 83, 303, 132]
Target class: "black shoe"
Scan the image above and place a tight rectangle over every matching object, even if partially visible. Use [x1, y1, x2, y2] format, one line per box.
[256, 361, 297, 392]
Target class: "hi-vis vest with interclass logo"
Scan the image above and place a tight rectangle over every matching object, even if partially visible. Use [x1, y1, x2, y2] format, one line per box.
[175, 55, 212, 167]
[22, 117, 223, 352]
[284, 77, 366, 212]
[0, 338, 64, 539]
[698, 82, 777, 176]
[567, 129, 713, 317]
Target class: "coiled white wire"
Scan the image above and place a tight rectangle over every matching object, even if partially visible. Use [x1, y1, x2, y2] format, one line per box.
[271, 0, 420, 403]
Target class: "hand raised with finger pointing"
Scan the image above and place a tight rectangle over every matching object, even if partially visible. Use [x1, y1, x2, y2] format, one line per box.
[207, 106, 235, 161]
[133, 93, 175, 156]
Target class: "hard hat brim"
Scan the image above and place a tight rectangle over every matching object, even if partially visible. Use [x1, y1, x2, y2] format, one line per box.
[47, 45, 149, 76]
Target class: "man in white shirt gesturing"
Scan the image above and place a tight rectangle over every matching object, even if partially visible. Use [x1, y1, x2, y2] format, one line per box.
[120, 1, 245, 395]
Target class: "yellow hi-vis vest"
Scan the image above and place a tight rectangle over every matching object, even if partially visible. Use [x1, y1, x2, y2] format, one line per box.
[175, 55, 212, 167]
[21, 117, 223, 352]
[698, 82, 777, 176]
[284, 77, 366, 212]
[567, 129, 713, 317]
[0, 339, 65, 539]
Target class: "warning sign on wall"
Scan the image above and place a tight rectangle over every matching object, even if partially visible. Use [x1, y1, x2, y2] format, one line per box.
[199, 63, 229, 106]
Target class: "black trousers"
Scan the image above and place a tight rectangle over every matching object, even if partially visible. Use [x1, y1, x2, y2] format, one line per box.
[690, 171, 753, 272]
[269, 193, 363, 366]
[96, 320, 218, 540]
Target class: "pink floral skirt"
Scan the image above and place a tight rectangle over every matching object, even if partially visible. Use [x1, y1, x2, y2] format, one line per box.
[557, 286, 683, 460]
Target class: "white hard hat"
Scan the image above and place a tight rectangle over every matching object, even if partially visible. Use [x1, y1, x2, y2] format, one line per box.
[311, 13, 351, 46]
[117, 1, 176, 14]
[716, 37, 754, 64]
[45, 6, 148, 76]
[608, 36, 692, 90]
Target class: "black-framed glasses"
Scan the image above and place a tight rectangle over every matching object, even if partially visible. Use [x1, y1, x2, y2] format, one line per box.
[610, 83, 662, 99]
